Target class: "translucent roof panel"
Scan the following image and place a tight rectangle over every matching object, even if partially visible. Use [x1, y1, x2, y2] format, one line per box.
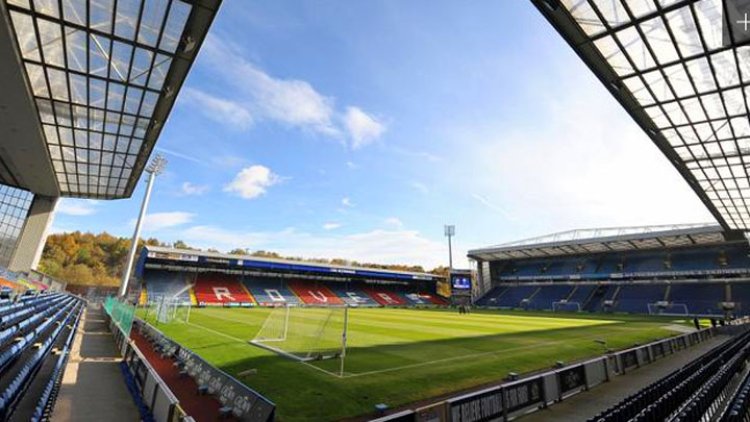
[3, 0, 220, 199]
[535, 0, 750, 231]
[468, 224, 725, 260]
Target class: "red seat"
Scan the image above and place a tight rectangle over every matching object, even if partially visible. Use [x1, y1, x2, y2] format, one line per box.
[288, 281, 344, 305]
[194, 274, 254, 304]
[364, 288, 407, 306]
[420, 293, 449, 305]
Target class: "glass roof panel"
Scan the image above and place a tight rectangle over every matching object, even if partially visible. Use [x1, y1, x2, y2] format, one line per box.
[537, 0, 750, 230]
[564, 0, 605, 36]
[4, 0, 200, 198]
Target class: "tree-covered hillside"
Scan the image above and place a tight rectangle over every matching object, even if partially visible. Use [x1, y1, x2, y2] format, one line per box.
[39, 232, 447, 286]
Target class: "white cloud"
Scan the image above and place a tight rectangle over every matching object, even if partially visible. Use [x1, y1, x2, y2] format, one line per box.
[179, 225, 460, 269]
[202, 36, 338, 136]
[224, 165, 281, 199]
[344, 106, 386, 149]
[138, 212, 195, 231]
[156, 147, 203, 165]
[210, 155, 247, 169]
[471, 193, 513, 220]
[181, 88, 253, 129]
[410, 181, 429, 194]
[383, 217, 404, 228]
[322, 222, 341, 230]
[56, 199, 98, 216]
[389, 146, 443, 163]
[181, 182, 209, 196]
[341, 197, 354, 207]
[346, 161, 358, 170]
[199, 36, 385, 148]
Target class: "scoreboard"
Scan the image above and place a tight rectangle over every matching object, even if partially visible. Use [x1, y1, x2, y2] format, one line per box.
[450, 270, 473, 304]
[451, 274, 471, 290]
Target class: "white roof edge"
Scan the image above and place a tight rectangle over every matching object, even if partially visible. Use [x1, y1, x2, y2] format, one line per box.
[468, 223, 726, 257]
[144, 245, 440, 278]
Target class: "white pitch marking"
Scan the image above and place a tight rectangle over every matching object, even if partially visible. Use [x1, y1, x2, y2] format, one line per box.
[185, 320, 343, 378]
[186, 309, 668, 379]
[340, 330, 643, 379]
[185, 321, 248, 343]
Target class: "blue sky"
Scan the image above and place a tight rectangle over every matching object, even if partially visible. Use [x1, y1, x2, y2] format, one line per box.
[53, 1, 715, 269]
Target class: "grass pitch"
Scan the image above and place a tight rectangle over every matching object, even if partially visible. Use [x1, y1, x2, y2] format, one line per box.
[139, 307, 687, 421]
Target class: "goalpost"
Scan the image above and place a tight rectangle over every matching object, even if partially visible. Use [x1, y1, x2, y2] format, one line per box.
[552, 300, 581, 312]
[647, 301, 689, 316]
[153, 296, 192, 324]
[251, 305, 350, 376]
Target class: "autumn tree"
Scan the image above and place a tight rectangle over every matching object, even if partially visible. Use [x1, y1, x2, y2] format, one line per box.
[39, 232, 444, 287]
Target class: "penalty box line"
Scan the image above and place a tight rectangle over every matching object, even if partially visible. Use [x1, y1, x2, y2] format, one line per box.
[188, 309, 642, 379]
[340, 330, 629, 379]
[183, 320, 344, 379]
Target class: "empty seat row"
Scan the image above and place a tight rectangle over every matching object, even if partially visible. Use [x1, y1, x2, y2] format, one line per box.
[0, 298, 83, 421]
[0, 299, 74, 376]
[721, 364, 750, 421]
[497, 245, 750, 280]
[29, 303, 83, 422]
[144, 273, 449, 307]
[589, 329, 750, 421]
[475, 283, 736, 315]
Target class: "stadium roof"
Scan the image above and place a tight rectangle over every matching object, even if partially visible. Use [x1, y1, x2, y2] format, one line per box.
[0, 0, 220, 199]
[141, 245, 441, 281]
[532, 0, 750, 232]
[468, 223, 730, 260]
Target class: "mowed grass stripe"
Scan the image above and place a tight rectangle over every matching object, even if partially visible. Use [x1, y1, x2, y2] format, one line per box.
[198, 307, 614, 346]
[328, 323, 638, 373]
[190, 308, 631, 368]
[137, 307, 682, 422]
[353, 307, 616, 327]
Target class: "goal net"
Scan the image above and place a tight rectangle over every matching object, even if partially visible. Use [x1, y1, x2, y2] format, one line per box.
[153, 297, 192, 324]
[552, 301, 581, 312]
[648, 302, 688, 316]
[251, 305, 349, 364]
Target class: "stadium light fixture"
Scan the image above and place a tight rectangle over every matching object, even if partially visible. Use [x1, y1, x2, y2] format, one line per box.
[444, 225, 455, 270]
[119, 154, 168, 298]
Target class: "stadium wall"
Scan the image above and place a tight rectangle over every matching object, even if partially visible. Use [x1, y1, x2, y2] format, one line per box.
[133, 319, 276, 421]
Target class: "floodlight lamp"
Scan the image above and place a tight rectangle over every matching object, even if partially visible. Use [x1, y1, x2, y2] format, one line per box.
[146, 154, 167, 175]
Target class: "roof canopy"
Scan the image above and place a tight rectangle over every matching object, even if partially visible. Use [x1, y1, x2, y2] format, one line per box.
[468, 223, 729, 260]
[533, 0, 750, 231]
[1, 0, 220, 198]
[141, 245, 441, 282]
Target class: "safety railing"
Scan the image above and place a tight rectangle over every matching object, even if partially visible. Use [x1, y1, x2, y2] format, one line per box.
[104, 298, 189, 422]
[370, 322, 749, 422]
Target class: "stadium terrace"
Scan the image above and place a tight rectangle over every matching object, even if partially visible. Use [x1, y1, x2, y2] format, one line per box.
[469, 223, 750, 316]
[136, 245, 447, 307]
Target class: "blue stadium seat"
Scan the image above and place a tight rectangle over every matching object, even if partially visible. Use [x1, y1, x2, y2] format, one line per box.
[242, 279, 300, 305]
[495, 285, 538, 308]
[615, 284, 666, 313]
[144, 271, 191, 305]
[526, 285, 574, 310]
[566, 284, 595, 305]
[328, 285, 378, 306]
[475, 286, 507, 307]
[731, 283, 750, 315]
[583, 285, 610, 312]
[668, 283, 724, 316]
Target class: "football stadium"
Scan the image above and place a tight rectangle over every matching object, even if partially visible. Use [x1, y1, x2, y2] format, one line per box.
[3, 0, 750, 422]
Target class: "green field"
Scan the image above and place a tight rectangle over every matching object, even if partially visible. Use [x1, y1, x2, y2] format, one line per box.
[139, 307, 688, 421]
